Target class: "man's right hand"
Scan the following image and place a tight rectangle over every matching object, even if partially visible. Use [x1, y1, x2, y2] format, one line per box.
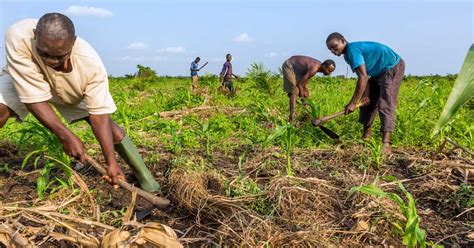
[103, 163, 126, 189]
[60, 133, 86, 163]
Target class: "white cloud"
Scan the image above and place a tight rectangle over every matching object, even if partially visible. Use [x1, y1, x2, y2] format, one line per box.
[233, 33, 252, 43]
[127, 42, 147, 50]
[265, 52, 278, 57]
[156, 46, 185, 54]
[65, 5, 113, 17]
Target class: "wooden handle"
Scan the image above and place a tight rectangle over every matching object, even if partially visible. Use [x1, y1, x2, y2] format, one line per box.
[313, 98, 370, 125]
[84, 155, 170, 209]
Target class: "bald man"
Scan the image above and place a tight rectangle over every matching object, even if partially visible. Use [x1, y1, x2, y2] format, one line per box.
[282, 56, 336, 123]
[0, 13, 161, 192]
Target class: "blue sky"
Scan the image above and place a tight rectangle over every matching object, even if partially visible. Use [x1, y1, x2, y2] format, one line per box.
[0, 0, 472, 76]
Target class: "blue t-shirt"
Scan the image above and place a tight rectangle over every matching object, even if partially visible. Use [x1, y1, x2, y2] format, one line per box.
[190, 62, 198, 76]
[344, 41, 401, 77]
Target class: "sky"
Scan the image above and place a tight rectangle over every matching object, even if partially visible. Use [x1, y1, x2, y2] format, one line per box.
[0, 0, 473, 77]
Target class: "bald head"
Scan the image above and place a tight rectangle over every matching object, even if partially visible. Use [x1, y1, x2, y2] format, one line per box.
[36, 13, 75, 41]
[34, 13, 76, 70]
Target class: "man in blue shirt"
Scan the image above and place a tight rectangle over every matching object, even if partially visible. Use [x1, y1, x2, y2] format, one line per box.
[326, 32, 405, 155]
[190, 57, 200, 92]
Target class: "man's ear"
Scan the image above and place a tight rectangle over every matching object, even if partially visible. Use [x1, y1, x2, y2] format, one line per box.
[71, 35, 77, 46]
[33, 29, 37, 39]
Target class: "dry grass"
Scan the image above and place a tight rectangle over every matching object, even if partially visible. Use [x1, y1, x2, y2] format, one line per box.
[0, 144, 472, 246]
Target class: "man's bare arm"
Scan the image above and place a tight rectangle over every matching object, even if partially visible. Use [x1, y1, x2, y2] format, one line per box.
[88, 114, 125, 186]
[25, 102, 86, 162]
[346, 64, 368, 114]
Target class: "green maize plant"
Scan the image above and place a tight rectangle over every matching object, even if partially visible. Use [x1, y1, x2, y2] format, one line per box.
[190, 118, 212, 156]
[18, 121, 73, 198]
[365, 137, 384, 169]
[349, 179, 427, 247]
[433, 44, 474, 136]
[305, 99, 321, 119]
[265, 123, 295, 176]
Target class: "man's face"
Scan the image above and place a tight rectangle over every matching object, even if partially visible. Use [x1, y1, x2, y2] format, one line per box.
[327, 39, 345, 56]
[322, 64, 335, 75]
[226, 55, 232, 61]
[195, 58, 200, 63]
[34, 31, 75, 69]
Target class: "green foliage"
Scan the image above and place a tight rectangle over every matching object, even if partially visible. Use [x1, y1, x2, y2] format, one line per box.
[265, 123, 295, 176]
[450, 183, 474, 209]
[18, 121, 73, 198]
[246, 62, 280, 95]
[433, 44, 474, 136]
[305, 99, 321, 119]
[349, 180, 427, 247]
[365, 138, 384, 169]
[136, 64, 158, 81]
[190, 118, 212, 156]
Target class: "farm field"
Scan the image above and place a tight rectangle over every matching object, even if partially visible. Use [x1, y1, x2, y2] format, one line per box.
[0, 67, 472, 246]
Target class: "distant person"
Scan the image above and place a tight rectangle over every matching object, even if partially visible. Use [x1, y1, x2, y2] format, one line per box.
[282, 56, 335, 123]
[190, 57, 200, 91]
[326, 32, 405, 155]
[190, 57, 208, 92]
[220, 54, 239, 95]
[0, 13, 161, 192]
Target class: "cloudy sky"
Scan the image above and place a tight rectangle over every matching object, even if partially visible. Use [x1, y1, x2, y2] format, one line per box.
[0, 0, 472, 76]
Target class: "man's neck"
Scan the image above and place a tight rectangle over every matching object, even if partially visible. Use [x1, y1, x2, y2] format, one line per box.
[55, 59, 73, 73]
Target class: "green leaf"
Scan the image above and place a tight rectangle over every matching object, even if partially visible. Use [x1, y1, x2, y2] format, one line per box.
[416, 227, 427, 248]
[404, 215, 419, 236]
[358, 185, 388, 197]
[380, 175, 398, 182]
[264, 124, 289, 146]
[21, 149, 44, 169]
[433, 44, 474, 136]
[348, 186, 361, 197]
[36, 176, 47, 198]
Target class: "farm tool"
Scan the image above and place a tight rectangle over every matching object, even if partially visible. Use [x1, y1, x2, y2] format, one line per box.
[199, 61, 209, 70]
[312, 98, 370, 139]
[79, 155, 170, 209]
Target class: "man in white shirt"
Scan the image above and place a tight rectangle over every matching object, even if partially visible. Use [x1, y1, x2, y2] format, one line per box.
[0, 13, 161, 192]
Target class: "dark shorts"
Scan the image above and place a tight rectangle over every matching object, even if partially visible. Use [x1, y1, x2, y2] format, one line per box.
[359, 59, 405, 132]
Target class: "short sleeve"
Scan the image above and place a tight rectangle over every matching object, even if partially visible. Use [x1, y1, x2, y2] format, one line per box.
[83, 66, 116, 115]
[346, 46, 365, 72]
[6, 28, 52, 103]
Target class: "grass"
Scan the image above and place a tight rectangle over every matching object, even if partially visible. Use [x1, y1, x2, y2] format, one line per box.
[1, 73, 471, 191]
[0, 68, 472, 246]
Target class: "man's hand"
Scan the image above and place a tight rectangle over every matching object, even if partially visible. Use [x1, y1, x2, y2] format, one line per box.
[103, 163, 126, 189]
[344, 102, 357, 115]
[61, 133, 86, 163]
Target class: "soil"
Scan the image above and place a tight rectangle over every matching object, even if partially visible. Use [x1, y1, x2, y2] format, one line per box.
[0, 142, 472, 247]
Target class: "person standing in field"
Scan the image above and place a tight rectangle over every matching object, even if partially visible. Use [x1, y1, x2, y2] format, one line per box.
[190, 57, 201, 92]
[326, 32, 405, 155]
[220, 54, 239, 95]
[0, 13, 161, 192]
[282, 56, 336, 123]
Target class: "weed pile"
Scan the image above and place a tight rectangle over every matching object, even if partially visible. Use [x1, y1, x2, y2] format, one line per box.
[162, 145, 473, 246]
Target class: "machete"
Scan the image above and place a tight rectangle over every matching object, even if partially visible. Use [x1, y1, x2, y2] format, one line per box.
[312, 98, 370, 139]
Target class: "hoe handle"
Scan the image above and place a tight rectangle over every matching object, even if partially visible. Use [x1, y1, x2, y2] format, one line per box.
[84, 155, 170, 209]
[313, 98, 370, 125]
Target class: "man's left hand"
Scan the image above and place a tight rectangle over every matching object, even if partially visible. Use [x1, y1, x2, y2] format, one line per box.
[344, 102, 357, 114]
